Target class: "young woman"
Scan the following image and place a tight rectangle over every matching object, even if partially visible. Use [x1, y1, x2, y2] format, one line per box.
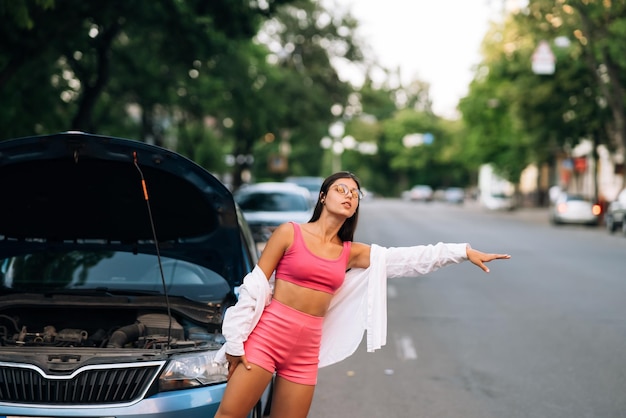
[215, 172, 510, 418]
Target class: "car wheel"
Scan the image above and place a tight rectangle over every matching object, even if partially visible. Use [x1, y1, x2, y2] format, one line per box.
[263, 379, 274, 416]
[249, 399, 263, 418]
[606, 215, 616, 233]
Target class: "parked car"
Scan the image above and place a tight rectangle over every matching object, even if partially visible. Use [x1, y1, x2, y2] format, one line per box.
[481, 192, 516, 211]
[550, 193, 602, 225]
[407, 184, 434, 202]
[285, 176, 324, 200]
[605, 187, 626, 235]
[234, 182, 313, 244]
[0, 132, 270, 418]
[444, 187, 465, 204]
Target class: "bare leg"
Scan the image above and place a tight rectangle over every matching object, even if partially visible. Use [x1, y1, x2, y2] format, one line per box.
[268, 375, 316, 418]
[215, 363, 273, 418]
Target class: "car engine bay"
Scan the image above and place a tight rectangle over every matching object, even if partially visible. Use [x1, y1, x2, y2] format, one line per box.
[0, 306, 224, 351]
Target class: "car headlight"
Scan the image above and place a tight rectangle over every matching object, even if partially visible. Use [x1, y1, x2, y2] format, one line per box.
[159, 350, 228, 391]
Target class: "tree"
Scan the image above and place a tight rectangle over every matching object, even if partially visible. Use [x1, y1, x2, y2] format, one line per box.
[565, 0, 626, 182]
[248, 0, 364, 184]
[0, 0, 295, 142]
[459, 1, 626, 203]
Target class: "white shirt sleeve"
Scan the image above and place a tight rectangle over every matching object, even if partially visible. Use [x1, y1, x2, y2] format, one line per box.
[215, 265, 271, 363]
[319, 242, 468, 368]
[384, 242, 468, 278]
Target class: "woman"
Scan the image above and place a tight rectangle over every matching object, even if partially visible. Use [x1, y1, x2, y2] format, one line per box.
[215, 172, 510, 418]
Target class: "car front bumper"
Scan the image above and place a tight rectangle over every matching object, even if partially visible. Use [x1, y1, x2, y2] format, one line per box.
[0, 384, 226, 418]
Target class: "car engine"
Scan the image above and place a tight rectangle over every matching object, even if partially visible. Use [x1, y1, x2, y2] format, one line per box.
[0, 309, 224, 350]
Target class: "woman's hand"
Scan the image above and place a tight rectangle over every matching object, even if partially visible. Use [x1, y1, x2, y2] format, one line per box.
[225, 353, 252, 379]
[466, 245, 511, 273]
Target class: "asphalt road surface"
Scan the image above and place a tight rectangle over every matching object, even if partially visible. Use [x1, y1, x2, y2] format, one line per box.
[308, 198, 626, 418]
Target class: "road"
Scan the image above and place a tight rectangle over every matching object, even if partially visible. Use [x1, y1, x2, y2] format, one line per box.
[308, 198, 626, 418]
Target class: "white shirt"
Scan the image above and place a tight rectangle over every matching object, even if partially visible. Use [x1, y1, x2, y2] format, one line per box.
[216, 242, 467, 367]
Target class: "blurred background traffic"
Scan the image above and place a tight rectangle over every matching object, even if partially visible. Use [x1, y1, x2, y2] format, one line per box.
[1, 0, 625, 235]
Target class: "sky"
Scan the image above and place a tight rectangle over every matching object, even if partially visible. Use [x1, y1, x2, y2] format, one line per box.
[328, 0, 507, 119]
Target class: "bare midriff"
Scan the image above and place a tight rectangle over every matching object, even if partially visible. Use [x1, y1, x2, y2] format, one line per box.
[273, 278, 334, 317]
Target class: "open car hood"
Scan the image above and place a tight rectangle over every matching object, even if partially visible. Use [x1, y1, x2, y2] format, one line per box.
[0, 132, 248, 287]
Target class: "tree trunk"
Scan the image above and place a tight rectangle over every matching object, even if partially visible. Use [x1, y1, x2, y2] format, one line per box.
[577, 8, 626, 185]
[70, 22, 120, 132]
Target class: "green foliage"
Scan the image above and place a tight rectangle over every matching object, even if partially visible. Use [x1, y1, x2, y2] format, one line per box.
[461, 0, 626, 188]
[0, 0, 295, 139]
[0, 0, 55, 29]
[3, 0, 626, 197]
[248, 0, 363, 183]
[459, 1, 624, 186]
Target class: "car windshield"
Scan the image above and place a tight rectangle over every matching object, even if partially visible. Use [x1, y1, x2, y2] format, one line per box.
[286, 177, 323, 194]
[236, 192, 309, 212]
[0, 250, 230, 301]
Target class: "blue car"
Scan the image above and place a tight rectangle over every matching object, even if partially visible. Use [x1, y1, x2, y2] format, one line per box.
[0, 132, 271, 417]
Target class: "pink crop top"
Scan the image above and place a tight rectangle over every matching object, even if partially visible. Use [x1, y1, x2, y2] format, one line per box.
[275, 222, 351, 294]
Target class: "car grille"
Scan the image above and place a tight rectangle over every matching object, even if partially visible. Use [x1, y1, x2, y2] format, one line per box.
[0, 361, 164, 405]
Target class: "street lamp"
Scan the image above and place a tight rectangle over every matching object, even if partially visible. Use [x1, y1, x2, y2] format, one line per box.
[321, 120, 378, 173]
[321, 120, 346, 173]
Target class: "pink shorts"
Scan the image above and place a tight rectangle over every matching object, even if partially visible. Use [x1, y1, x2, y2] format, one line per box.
[244, 299, 323, 385]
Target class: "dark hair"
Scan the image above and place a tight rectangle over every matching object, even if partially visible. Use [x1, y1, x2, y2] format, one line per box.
[308, 171, 361, 242]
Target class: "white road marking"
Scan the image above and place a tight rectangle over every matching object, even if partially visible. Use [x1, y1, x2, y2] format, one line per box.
[396, 334, 418, 360]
